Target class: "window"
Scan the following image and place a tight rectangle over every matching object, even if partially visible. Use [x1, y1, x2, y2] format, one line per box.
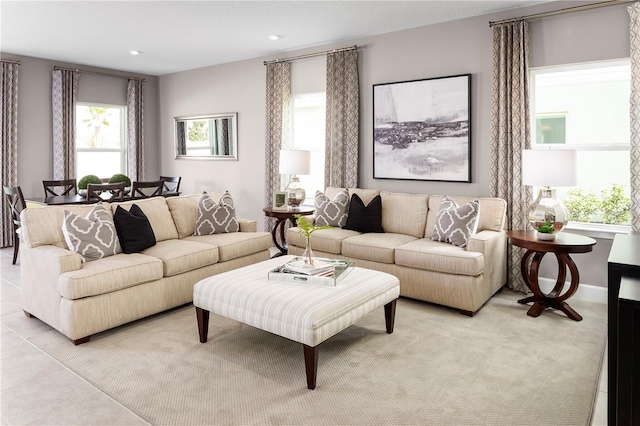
[530, 59, 631, 227]
[290, 93, 326, 203]
[75, 103, 126, 179]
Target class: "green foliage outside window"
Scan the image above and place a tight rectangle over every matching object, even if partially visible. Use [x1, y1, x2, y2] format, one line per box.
[188, 121, 207, 141]
[564, 183, 630, 225]
[82, 107, 110, 148]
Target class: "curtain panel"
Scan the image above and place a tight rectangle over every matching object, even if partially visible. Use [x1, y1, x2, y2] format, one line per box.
[490, 21, 532, 293]
[263, 62, 291, 231]
[1, 62, 19, 247]
[325, 50, 359, 189]
[52, 69, 79, 180]
[127, 79, 144, 181]
[629, 2, 640, 232]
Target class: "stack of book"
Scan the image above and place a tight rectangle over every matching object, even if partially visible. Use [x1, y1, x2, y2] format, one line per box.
[268, 257, 355, 286]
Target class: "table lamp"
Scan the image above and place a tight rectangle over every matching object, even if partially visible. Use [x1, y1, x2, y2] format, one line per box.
[279, 149, 311, 209]
[522, 149, 577, 240]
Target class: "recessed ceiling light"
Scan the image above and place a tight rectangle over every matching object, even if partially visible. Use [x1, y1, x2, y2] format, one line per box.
[268, 35, 280, 41]
[129, 50, 142, 55]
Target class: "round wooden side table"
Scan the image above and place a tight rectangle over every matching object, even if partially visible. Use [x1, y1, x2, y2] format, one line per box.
[263, 207, 314, 256]
[506, 230, 596, 321]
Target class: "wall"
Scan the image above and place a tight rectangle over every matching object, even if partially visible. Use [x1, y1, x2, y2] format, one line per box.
[159, 1, 630, 289]
[3, 54, 159, 198]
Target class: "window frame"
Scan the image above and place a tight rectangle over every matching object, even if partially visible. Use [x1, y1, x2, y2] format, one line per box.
[75, 102, 128, 178]
[529, 58, 631, 238]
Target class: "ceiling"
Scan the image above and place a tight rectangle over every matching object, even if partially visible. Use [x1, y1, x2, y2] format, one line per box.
[1, 1, 548, 76]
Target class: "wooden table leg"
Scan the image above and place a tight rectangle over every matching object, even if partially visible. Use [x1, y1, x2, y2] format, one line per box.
[270, 217, 288, 256]
[384, 299, 397, 333]
[196, 307, 210, 343]
[303, 344, 319, 390]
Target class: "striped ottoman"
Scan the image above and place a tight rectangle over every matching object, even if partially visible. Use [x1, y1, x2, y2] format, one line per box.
[193, 256, 400, 389]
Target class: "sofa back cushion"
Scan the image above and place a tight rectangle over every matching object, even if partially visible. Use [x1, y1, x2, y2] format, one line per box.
[380, 191, 429, 238]
[111, 197, 178, 242]
[21, 204, 111, 248]
[348, 188, 380, 206]
[166, 193, 220, 239]
[425, 195, 507, 237]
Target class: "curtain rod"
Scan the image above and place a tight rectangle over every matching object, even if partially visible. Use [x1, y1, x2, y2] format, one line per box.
[1, 59, 21, 65]
[263, 45, 357, 65]
[489, 0, 633, 27]
[53, 66, 145, 82]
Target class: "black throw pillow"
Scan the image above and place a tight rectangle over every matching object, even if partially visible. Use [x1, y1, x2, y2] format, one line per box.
[113, 204, 156, 254]
[342, 194, 384, 233]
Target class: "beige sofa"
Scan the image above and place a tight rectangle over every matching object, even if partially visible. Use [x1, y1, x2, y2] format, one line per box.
[19, 194, 273, 344]
[287, 188, 508, 315]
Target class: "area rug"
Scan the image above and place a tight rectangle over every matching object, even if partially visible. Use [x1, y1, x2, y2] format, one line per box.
[28, 291, 607, 425]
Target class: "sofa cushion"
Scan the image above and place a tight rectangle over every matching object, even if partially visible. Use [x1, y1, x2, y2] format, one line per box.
[194, 191, 240, 235]
[166, 194, 204, 239]
[184, 232, 272, 262]
[342, 233, 417, 264]
[287, 227, 360, 255]
[314, 189, 350, 227]
[114, 204, 157, 254]
[141, 239, 219, 277]
[425, 195, 507, 236]
[343, 194, 384, 233]
[380, 191, 429, 238]
[113, 197, 179, 242]
[395, 239, 484, 276]
[62, 203, 121, 262]
[58, 253, 163, 300]
[432, 196, 480, 248]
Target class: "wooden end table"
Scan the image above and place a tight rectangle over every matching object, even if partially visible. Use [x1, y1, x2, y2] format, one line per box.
[507, 230, 596, 321]
[263, 206, 314, 256]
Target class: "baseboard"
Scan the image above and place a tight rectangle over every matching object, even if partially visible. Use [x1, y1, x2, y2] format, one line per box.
[538, 277, 607, 305]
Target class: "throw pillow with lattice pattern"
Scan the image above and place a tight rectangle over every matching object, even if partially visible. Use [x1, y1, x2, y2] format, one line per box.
[194, 191, 240, 235]
[432, 196, 480, 248]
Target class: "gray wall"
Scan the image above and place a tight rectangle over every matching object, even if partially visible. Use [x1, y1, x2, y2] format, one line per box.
[5, 54, 160, 198]
[159, 1, 630, 288]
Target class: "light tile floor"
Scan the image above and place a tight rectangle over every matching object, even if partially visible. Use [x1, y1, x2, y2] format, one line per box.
[0, 246, 608, 425]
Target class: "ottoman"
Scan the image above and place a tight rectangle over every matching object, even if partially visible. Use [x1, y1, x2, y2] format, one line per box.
[193, 256, 400, 389]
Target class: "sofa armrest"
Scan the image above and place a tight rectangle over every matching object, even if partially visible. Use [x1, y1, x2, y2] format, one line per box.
[26, 244, 83, 276]
[238, 218, 257, 232]
[467, 230, 507, 294]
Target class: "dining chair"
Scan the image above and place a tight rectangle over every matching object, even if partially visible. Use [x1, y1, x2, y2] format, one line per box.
[3, 186, 26, 264]
[159, 176, 181, 193]
[86, 182, 125, 203]
[42, 179, 78, 196]
[130, 181, 164, 199]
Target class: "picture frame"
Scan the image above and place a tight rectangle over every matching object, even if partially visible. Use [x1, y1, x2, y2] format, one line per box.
[272, 191, 288, 211]
[373, 74, 471, 183]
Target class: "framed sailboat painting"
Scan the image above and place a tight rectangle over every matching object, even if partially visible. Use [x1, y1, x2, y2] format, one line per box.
[373, 74, 471, 183]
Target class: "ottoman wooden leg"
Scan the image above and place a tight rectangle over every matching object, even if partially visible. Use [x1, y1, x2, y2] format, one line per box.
[384, 299, 397, 333]
[303, 344, 319, 390]
[196, 307, 210, 343]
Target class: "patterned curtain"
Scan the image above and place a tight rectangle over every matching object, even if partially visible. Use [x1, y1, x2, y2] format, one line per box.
[176, 121, 186, 155]
[490, 21, 532, 293]
[263, 62, 291, 230]
[127, 79, 144, 181]
[630, 2, 640, 232]
[52, 69, 79, 180]
[325, 50, 359, 189]
[1, 62, 19, 248]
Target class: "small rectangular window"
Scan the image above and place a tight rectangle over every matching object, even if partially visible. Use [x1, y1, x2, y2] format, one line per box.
[291, 93, 326, 203]
[530, 59, 631, 227]
[76, 103, 127, 180]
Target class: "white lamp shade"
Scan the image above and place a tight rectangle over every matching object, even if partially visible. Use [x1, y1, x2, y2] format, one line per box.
[522, 149, 577, 187]
[279, 150, 311, 175]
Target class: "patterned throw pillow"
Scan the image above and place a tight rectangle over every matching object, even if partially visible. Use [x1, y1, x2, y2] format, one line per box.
[62, 202, 121, 262]
[113, 204, 157, 254]
[314, 189, 350, 227]
[432, 196, 480, 248]
[342, 194, 384, 233]
[194, 191, 240, 235]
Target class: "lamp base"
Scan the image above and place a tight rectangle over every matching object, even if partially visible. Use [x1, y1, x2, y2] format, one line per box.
[284, 176, 306, 209]
[528, 187, 568, 234]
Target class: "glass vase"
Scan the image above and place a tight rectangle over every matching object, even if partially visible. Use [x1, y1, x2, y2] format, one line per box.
[302, 235, 314, 266]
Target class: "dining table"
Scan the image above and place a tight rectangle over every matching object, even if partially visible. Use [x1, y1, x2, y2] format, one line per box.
[25, 192, 181, 207]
